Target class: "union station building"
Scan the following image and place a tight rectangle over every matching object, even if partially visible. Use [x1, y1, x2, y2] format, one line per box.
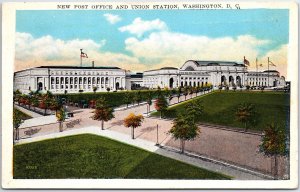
[14, 60, 286, 94]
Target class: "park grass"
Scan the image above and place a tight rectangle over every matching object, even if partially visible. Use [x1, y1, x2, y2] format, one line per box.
[151, 91, 290, 131]
[14, 108, 32, 120]
[13, 134, 231, 179]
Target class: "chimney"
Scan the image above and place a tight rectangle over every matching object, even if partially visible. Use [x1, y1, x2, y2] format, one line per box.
[92, 61, 94, 68]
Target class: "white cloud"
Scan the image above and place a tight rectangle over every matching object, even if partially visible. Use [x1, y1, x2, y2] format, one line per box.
[15, 32, 287, 77]
[119, 17, 168, 37]
[259, 44, 288, 77]
[14, 32, 145, 72]
[124, 32, 270, 68]
[103, 13, 122, 24]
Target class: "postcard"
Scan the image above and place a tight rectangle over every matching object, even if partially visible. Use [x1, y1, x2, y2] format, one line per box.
[2, 1, 298, 189]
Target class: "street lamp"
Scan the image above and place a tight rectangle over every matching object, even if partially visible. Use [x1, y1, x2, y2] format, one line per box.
[155, 124, 159, 146]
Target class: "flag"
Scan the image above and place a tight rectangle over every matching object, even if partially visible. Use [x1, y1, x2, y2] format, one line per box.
[81, 52, 88, 58]
[80, 49, 88, 58]
[243, 56, 250, 66]
[269, 60, 276, 66]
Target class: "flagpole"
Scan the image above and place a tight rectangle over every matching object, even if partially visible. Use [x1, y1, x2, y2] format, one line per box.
[256, 58, 258, 87]
[268, 57, 269, 87]
[80, 49, 83, 67]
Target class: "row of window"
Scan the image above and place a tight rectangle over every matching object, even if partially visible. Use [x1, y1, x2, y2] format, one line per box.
[50, 77, 122, 85]
[248, 77, 267, 81]
[50, 84, 112, 90]
[50, 71, 122, 76]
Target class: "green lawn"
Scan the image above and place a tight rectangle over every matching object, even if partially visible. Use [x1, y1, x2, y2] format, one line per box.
[14, 108, 32, 120]
[13, 134, 231, 179]
[152, 91, 290, 131]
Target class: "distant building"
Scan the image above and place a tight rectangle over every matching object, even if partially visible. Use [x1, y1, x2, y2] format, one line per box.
[14, 60, 286, 94]
[14, 66, 126, 94]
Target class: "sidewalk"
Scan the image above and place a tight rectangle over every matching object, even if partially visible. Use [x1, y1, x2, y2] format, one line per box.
[16, 126, 268, 180]
[14, 104, 43, 118]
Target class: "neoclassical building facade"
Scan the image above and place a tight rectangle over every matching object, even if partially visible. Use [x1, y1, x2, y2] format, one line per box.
[14, 66, 126, 94]
[14, 60, 286, 94]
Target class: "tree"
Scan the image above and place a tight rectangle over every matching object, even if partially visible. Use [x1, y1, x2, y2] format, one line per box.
[235, 103, 256, 132]
[154, 94, 168, 118]
[13, 89, 22, 104]
[146, 92, 153, 115]
[13, 108, 24, 142]
[176, 87, 182, 103]
[186, 99, 204, 123]
[92, 97, 114, 130]
[189, 86, 194, 98]
[56, 107, 66, 132]
[195, 86, 201, 97]
[169, 114, 200, 153]
[183, 86, 189, 100]
[123, 91, 132, 108]
[134, 91, 142, 105]
[31, 96, 39, 111]
[124, 113, 144, 139]
[259, 123, 288, 179]
[39, 91, 55, 115]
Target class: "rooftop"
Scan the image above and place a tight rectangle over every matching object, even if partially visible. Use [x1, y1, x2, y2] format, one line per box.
[36, 66, 121, 70]
[187, 60, 245, 67]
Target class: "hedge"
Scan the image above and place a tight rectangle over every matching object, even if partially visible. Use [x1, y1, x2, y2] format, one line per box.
[56, 89, 170, 108]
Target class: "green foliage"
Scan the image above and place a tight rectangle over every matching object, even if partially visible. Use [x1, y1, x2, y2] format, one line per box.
[169, 114, 200, 153]
[186, 99, 204, 123]
[235, 103, 257, 131]
[259, 123, 288, 157]
[154, 95, 168, 118]
[134, 91, 142, 105]
[13, 134, 230, 179]
[13, 108, 24, 129]
[57, 90, 169, 108]
[123, 91, 133, 107]
[92, 97, 115, 130]
[169, 115, 200, 141]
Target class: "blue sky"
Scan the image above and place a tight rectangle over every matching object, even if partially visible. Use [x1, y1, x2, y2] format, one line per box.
[15, 9, 289, 76]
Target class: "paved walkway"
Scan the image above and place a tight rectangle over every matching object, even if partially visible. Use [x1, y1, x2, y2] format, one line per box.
[14, 104, 43, 118]
[16, 126, 267, 180]
[19, 115, 57, 128]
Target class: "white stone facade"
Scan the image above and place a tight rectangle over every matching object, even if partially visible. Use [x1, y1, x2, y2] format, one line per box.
[143, 60, 286, 89]
[14, 61, 286, 94]
[14, 66, 126, 94]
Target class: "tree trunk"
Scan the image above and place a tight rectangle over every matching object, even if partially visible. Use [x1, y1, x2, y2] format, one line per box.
[59, 121, 63, 132]
[178, 97, 180, 103]
[131, 127, 135, 139]
[101, 120, 104, 130]
[244, 122, 247, 132]
[44, 108, 47, 116]
[274, 155, 278, 180]
[127, 103, 128, 108]
[180, 139, 185, 153]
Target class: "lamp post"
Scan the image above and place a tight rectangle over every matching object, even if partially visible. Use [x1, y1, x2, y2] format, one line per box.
[155, 124, 159, 146]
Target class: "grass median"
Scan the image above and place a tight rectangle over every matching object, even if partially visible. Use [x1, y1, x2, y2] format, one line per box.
[14, 134, 231, 179]
[151, 91, 290, 131]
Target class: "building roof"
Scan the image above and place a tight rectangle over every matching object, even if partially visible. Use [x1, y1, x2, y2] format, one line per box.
[36, 66, 121, 70]
[263, 70, 279, 73]
[144, 67, 178, 72]
[187, 60, 245, 67]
